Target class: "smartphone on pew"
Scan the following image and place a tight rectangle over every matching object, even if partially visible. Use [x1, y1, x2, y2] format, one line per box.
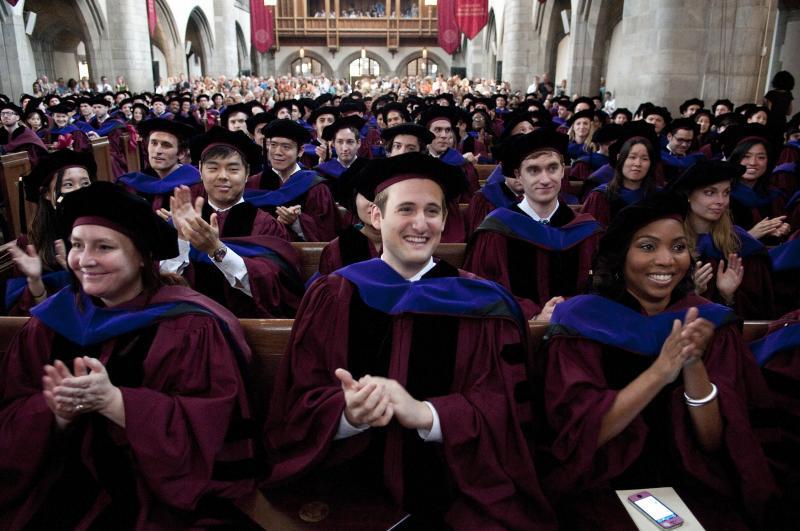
[627, 490, 684, 529]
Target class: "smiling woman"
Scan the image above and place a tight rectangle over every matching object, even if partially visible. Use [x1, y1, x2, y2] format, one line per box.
[539, 192, 779, 529]
[0, 182, 258, 528]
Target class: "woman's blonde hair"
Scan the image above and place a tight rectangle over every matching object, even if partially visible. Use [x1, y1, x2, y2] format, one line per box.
[567, 118, 595, 145]
[685, 209, 741, 258]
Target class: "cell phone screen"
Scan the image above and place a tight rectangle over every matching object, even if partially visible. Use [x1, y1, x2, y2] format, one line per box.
[634, 496, 677, 523]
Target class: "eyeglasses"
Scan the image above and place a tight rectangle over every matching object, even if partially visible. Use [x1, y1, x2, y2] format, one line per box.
[0, 111, 18, 116]
[672, 137, 693, 145]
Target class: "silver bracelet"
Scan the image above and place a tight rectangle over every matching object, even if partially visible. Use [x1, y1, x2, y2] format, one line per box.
[684, 383, 718, 407]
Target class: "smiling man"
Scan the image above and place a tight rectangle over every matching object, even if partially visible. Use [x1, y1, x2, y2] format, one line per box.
[266, 152, 556, 530]
[160, 127, 301, 318]
[464, 128, 603, 320]
[117, 119, 200, 211]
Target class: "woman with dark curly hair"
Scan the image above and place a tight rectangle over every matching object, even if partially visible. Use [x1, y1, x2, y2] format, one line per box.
[538, 192, 781, 529]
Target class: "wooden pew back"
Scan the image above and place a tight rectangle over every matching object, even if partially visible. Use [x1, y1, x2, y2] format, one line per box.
[91, 137, 115, 183]
[0, 152, 36, 238]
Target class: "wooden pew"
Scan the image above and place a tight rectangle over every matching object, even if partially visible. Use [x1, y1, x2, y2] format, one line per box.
[91, 137, 115, 183]
[120, 132, 141, 174]
[475, 164, 496, 181]
[0, 152, 36, 238]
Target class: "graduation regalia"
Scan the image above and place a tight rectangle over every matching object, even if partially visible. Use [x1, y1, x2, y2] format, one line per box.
[464, 203, 602, 320]
[464, 170, 521, 236]
[318, 225, 380, 275]
[245, 168, 340, 242]
[540, 293, 779, 529]
[265, 259, 556, 529]
[180, 201, 303, 318]
[0, 286, 257, 529]
[582, 184, 647, 227]
[118, 164, 202, 212]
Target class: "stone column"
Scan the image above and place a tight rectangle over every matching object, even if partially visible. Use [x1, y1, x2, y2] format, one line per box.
[211, 0, 239, 78]
[465, 26, 486, 79]
[101, 0, 153, 92]
[566, 0, 609, 97]
[0, 7, 36, 97]
[501, 0, 534, 92]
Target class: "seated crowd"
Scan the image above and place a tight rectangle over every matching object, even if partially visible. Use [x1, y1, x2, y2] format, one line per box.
[0, 73, 799, 529]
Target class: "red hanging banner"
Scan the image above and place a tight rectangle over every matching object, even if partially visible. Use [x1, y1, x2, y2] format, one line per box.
[147, 0, 158, 38]
[4, 0, 20, 5]
[437, 0, 460, 55]
[455, 0, 487, 39]
[250, 0, 275, 54]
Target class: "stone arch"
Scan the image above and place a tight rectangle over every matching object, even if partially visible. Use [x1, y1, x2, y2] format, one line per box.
[23, 0, 108, 84]
[567, 0, 624, 95]
[396, 49, 447, 78]
[277, 49, 334, 78]
[483, 8, 498, 79]
[235, 22, 249, 75]
[537, 0, 570, 82]
[335, 50, 391, 80]
[151, 0, 182, 78]
[185, 6, 214, 76]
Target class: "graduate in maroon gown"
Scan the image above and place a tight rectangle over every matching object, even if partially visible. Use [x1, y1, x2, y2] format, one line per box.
[582, 121, 661, 227]
[315, 115, 369, 202]
[47, 103, 92, 152]
[0, 102, 48, 165]
[160, 128, 303, 318]
[117, 118, 201, 211]
[421, 105, 481, 201]
[265, 153, 556, 530]
[0, 182, 256, 529]
[2, 150, 95, 315]
[299, 106, 339, 169]
[539, 193, 780, 529]
[246, 119, 340, 242]
[464, 128, 602, 321]
[669, 159, 777, 319]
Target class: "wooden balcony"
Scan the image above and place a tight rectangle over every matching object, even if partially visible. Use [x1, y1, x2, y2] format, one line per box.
[275, 0, 437, 50]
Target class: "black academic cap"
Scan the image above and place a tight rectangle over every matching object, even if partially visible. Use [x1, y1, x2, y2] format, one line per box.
[354, 152, 464, 202]
[609, 121, 661, 166]
[744, 105, 770, 121]
[196, 93, 210, 101]
[246, 111, 276, 135]
[220, 102, 252, 127]
[500, 128, 569, 176]
[668, 160, 746, 195]
[666, 117, 698, 135]
[380, 123, 434, 146]
[611, 108, 633, 121]
[298, 97, 317, 112]
[49, 103, 73, 115]
[211, 92, 224, 101]
[572, 96, 596, 111]
[132, 103, 150, 116]
[339, 99, 367, 114]
[60, 181, 178, 260]
[711, 99, 735, 113]
[189, 127, 263, 169]
[379, 102, 411, 123]
[321, 115, 365, 141]
[734, 103, 757, 116]
[692, 108, 713, 123]
[592, 123, 624, 145]
[151, 95, 167, 104]
[567, 109, 595, 126]
[719, 123, 773, 159]
[44, 94, 61, 106]
[500, 111, 536, 139]
[713, 112, 743, 130]
[0, 94, 9, 103]
[89, 96, 110, 107]
[137, 118, 196, 142]
[643, 105, 672, 123]
[23, 149, 97, 203]
[309, 106, 339, 124]
[435, 93, 456, 105]
[0, 102, 22, 115]
[597, 192, 688, 257]
[263, 118, 310, 146]
[315, 93, 334, 105]
[420, 105, 457, 128]
[679, 98, 705, 114]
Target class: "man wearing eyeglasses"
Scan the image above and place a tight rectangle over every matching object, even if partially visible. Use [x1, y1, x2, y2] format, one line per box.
[0, 102, 47, 164]
[661, 117, 707, 185]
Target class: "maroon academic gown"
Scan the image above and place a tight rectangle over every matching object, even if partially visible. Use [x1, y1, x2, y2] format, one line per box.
[265, 261, 557, 529]
[540, 293, 780, 529]
[247, 168, 340, 242]
[181, 200, 303, 318]
[0, 126, 48, 166]
[0, 286, 256, 530]
[757, 310, 800, 510]
[1, 234, 64, 316]
[463, 203, 600, 320]
[91, 118, 130, 178]
[318, 225, 380, 275]
[465, 182, 522, 236]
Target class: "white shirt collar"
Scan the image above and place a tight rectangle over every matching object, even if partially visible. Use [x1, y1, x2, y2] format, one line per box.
[340, 156, 357, 168]
[207, 196, 245, 213]
[381, 256, 436, 282]
[519, 199, 559, 222]
[277, 163, 302, 182]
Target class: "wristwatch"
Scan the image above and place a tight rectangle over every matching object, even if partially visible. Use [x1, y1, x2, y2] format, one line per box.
[209, 245, 227, 263]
